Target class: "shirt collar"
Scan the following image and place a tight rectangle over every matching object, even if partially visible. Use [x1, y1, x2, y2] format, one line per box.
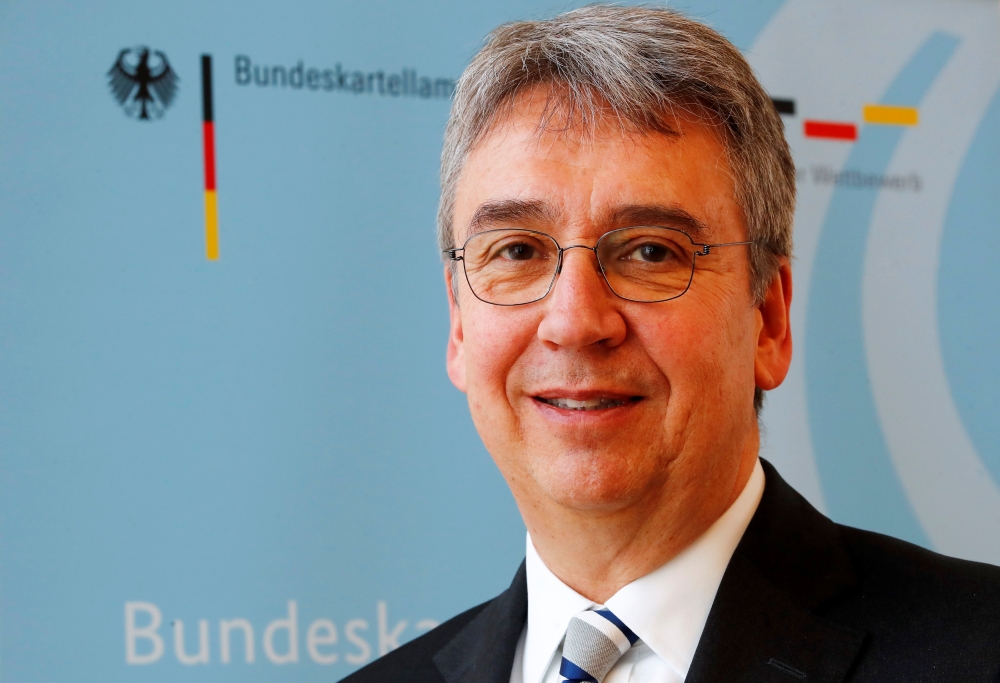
[522, 458, 765, 683]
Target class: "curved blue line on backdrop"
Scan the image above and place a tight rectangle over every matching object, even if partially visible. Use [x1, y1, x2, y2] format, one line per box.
[678, 0, 789, 50]
[938, 84, 1000, 487]
[806, 32, 959, 546]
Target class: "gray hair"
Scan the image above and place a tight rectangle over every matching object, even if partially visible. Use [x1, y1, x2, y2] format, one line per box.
[437, 5, 795, 410]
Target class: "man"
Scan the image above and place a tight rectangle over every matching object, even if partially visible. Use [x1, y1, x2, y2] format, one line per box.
[345, 6, 1000, 682]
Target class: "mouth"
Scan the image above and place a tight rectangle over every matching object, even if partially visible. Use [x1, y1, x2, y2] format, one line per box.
[534, 396, 642, 411]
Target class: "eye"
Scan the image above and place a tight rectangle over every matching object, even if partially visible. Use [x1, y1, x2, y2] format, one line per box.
[628, 242, 674, 262]
[500, 242, 536, 260]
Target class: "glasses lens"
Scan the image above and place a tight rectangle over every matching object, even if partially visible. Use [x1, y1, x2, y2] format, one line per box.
[597, 227, 696, 302]
[462, 229, 559, 305]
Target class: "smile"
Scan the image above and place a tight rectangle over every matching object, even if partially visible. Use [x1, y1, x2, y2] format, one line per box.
[535, 397, 638, 410]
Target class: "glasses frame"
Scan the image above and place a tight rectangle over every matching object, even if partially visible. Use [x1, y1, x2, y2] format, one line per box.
[445, 226, 754, 306]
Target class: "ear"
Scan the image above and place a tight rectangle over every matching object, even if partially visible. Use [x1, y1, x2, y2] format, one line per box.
[445, 266, 468, 393]
[754, 258, 793, 391]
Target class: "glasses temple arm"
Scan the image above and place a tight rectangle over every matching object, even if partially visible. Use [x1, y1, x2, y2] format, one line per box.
[693, 240, 754, 256]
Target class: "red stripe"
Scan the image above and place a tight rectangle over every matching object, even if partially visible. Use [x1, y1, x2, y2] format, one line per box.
[202, 121, 216, 190]
[804, 120, 857, 141]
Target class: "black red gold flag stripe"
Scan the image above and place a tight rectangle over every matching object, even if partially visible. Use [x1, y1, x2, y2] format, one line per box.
[804, 120, 858, 141]
[201, 54, 218, 260]
[771, 97, 796, 115]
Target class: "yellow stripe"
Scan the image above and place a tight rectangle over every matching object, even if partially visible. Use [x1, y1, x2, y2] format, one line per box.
[863, 104, 919, 126]
[205, 190, 219, 260]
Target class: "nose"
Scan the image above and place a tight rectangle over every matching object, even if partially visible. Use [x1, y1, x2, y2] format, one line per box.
[536, 246, 627, 350]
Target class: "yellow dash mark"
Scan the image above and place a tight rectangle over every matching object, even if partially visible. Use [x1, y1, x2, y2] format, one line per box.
[863, 104, 919, 126]
[205, 190, 219, 260]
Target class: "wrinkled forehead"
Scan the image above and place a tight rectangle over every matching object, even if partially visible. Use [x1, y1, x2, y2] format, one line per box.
[452, 85, 737, 244]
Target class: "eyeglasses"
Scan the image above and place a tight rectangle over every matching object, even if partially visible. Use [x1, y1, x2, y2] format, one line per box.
[445, 226, 752, 306]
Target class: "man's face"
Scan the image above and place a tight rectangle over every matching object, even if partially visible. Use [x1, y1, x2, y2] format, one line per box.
[446, 91, 771, 523]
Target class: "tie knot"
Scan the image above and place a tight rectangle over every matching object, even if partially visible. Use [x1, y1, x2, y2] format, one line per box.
[559, 608, 639, 683]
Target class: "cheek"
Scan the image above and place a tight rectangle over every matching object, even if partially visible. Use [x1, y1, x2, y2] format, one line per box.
[638, 298, 755, 406]
[462, 307, 538, 413]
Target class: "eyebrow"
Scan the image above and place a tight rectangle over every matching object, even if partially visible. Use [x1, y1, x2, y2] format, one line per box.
[467, 199, 556, 235]
[606, 204, 712, 240]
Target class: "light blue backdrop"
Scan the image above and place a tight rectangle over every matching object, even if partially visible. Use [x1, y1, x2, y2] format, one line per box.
[0, 0, 996, 680]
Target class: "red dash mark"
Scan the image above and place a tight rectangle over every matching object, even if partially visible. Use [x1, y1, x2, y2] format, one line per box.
[804, 120, 858, 141]
[202, 120, 216, 190]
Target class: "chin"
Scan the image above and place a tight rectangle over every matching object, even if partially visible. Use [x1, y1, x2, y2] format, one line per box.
[535, 451, 661, 512]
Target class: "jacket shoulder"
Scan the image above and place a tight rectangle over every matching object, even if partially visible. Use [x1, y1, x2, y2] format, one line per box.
[830, 525, 1000, 679]
[342, 561, 529, 683]
[750, 461, 1000, 678]
[836, 523, 1000, 613]
[338, 600, 491, 683]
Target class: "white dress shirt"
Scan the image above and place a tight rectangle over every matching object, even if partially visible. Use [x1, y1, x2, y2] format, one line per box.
[509, 458, 765, 683]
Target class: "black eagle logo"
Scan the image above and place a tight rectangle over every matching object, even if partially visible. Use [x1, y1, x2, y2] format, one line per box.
[107, 47, 179, 120]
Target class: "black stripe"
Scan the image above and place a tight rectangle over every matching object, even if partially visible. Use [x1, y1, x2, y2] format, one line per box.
[201, 54, 213, 122]
[771, 97, 796, 115]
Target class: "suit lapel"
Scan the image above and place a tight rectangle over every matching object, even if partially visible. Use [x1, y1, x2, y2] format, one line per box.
[686, 461, 867, 683]
[686, 552, 865, 683]
[435, 562, 528, 683]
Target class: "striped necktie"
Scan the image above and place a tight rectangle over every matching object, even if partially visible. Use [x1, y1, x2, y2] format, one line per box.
[559, 608, 639, 683]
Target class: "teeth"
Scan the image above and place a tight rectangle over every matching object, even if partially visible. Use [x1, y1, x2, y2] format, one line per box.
[541, 397, 627, 410]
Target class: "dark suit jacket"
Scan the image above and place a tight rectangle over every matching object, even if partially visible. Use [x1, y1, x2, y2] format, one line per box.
[343, 460, 1000, 682]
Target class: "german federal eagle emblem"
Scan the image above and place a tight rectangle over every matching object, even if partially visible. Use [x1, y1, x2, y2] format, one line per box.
[107, 47, 179, 120]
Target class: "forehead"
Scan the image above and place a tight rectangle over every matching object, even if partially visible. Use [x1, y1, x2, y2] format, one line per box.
[453, 88, 743, 244]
